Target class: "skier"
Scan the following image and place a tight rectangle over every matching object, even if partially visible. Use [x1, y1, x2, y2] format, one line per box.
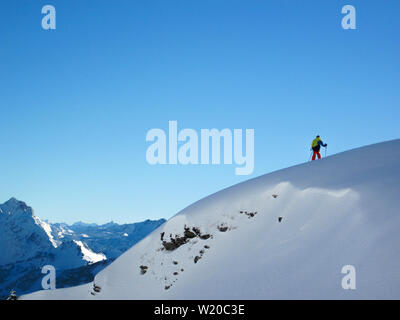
[311, 135, 327, 161]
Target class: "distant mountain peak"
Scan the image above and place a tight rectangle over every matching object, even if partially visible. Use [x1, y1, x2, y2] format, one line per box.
[72, 221, 99, 228]
[5, 197, 27, 206]
[6, 197, 19, 203]
[0, 197, 32, 216]
[100, 221, 118, 228]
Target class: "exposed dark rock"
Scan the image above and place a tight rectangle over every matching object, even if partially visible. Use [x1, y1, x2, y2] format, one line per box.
[199, 233, 211, 240]
[160, 232, 165, 241]
[162, 241, 179, 251]
[173, 261, 178, 265]
[184, 228, 196, 239]
[272, 194, 278, 198]
[173, 272, 178, 276]
[194, 256, 201, 264]
[140, 265, 148, 275]
[162, 235, 188, 251]
[218, 225, 228, 232]
[204, 245, 210, 249]
[93, 284, 101, 293]
[165, 285, 171, 290]
[192, 227, 201, 236]
[240, 210, 258, 218]
[278, 217, 283, 223]
[161, 226, 212, 251]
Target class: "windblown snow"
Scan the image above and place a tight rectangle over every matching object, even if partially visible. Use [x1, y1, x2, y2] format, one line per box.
[22, 140, 400, 299]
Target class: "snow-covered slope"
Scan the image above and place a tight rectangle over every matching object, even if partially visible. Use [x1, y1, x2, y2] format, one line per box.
[22, 140, 400, 299]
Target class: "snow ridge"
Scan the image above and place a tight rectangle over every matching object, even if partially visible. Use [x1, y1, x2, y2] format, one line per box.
[22, 140, 400, 299]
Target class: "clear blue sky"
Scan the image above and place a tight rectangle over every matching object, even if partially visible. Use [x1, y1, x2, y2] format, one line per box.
[1, 0, 399, 224]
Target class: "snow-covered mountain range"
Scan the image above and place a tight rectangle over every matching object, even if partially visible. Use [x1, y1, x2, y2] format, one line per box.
[21, 139, 400, 300]
[0, 198, 165, 299]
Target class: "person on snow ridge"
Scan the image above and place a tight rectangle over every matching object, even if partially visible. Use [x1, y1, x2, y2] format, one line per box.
[311, 135, 327, 160]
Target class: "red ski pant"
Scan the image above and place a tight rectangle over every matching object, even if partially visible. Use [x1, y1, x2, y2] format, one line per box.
[312, 151, 321, 160]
